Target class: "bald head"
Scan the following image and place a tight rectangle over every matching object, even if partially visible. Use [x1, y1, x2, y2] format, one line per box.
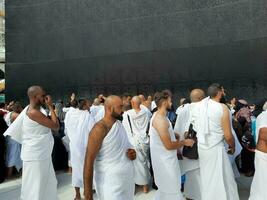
[104, 95, 121, 107]
[138, 94, 146, 103]
[131, 96, 141, 110]
[27, 86, 44, 99]
[190, 89, 205, 103]
[104, 95, 123, 120]
[132, 96, 141, 105]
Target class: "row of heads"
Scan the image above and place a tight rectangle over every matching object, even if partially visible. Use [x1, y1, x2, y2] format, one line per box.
[25, 83, 226, 108]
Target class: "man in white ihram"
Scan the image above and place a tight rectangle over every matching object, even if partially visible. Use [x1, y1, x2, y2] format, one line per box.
[149, 90, 194, 200]
[4, 86, 59, 200]
[195, 83, 239, 200]
[249, 101, 267, 200]
[84, 95, 136, 200]
[71, 99, 95, 200]
[174, 89, 205, 200]
[122, 96, 151, 193]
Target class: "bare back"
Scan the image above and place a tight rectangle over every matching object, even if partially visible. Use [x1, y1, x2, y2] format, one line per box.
[257, 127, 267, 153]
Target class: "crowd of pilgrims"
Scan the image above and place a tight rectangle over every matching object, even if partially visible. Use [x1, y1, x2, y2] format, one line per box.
[0, 83, 266, 200]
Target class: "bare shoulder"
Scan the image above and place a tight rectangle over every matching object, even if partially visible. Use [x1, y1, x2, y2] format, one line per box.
[27, 108, 45, 120]
[221, 104, 230, 114]
[153, 114, 169, 129]
[89, 120, 109, 138]
[259, 127, 267, 139]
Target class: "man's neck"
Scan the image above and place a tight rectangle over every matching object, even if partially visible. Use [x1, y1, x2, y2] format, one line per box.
[157, 107, 167, 117]
[133, 107, 141, 113]
[29, 101, 40, 110]
[211, 97, 220, 103]
[102, 115, 117, 126]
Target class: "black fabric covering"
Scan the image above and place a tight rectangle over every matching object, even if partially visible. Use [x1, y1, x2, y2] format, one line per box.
[0, 112, 8, 183]
[51, 122, 69, 171]
[5, 0, 267, 103]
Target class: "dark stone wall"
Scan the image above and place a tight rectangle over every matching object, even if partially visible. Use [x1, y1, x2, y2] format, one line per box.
[5, 0, 267, 103]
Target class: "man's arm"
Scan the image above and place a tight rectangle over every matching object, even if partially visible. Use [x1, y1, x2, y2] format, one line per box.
[28, 109, 59, 131]
[221, 104, 235, 154]
[84, 122, 107, 200]
[28, 95, 59, 131]
[258, 127, 267, 143]
[153, 116, 194, 150]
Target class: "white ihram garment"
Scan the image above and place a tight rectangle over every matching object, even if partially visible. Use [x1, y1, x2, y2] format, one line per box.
[94, 121, 135, 200]
[150, 114, 184, 200]
[195, 98, 239, 200]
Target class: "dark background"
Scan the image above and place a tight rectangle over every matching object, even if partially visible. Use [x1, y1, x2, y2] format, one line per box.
[5, 0, 267, 104]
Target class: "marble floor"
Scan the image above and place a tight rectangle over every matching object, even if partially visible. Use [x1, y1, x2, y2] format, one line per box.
[0, 172, 252, 200]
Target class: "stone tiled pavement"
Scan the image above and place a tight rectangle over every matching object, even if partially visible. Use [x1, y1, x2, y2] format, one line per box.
[0, 172, 252, 200]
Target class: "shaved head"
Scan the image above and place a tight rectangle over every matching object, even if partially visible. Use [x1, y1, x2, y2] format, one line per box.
[104, 95, 122, 108]
[190, 89, 205, 103]
[104, 95, 123, 121]
[131, 96, 141, 110]
[27, 85, 46, 106]
[131, 96, 141, 105]
[27, 86, 43, 99]
[138, 94, 146, 102]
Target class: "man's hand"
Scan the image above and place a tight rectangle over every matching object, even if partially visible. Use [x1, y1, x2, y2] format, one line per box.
[175, 133, 180, 141]
[45, 95, 53, 107]
[183, 139, 195, 147]
[127, 149, 136, 160]
[71, 93, 76, 102]
[227, 147, 235, 155]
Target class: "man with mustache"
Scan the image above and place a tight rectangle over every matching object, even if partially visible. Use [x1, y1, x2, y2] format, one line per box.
[84, 95, 136, 200]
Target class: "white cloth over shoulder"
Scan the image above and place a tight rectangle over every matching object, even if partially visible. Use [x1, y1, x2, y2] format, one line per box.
[249, 111, 267, 200]
[151, 101, 157, 111]
[64, 107, 83, 142]
[174, 103, 201, 200]
[94, 106, 105, 123]
[149, 114, 184, 200]
[195, 97, 210, 146]
[195, 99, 239, 200]
[174, 103, 190, 140]
[64, 107, 84, 166]
[174, 103, 200, 173]
[255, 111, 267, 144]
[4, 106, 29, 143]
[21, 112, 54, 162]
[94, 121, 134, 200]
[90, 105, 104, 118]
[122, 109, 150, 185]
[4, 111, 22, 171]
[141, 104, 152, 118]
[249, 150, 267, 200]
[71, 111, 95, 188]
[6, 106, 58, 200]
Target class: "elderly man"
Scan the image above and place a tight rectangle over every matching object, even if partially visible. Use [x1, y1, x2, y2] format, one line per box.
[122, 96, 151, 193]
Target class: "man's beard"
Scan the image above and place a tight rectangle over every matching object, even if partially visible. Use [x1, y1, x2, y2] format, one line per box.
[111, 111, 123, 121]
[166, 107, 172, 112]
[166, 105, 172, 112]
